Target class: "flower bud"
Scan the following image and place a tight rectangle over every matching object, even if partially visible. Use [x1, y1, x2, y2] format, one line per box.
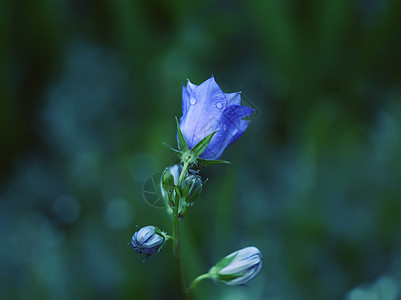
[209, 246, 262, 285]
[130, 226, 166, 255]
[160, 165, 181, 200]
[161, 168, 175, 191]
[181, 174, 203, 205]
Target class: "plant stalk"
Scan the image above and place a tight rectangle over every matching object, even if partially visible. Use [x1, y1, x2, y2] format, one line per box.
[189, 273, 210, 292]
[173, 162, 189, 298]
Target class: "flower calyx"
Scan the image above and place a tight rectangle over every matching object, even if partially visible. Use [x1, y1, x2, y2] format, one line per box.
[164, 117, 231, 168]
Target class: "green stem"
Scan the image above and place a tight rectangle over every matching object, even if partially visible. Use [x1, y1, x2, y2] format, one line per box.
[166, 235, 177, 246]
[189, 273, 210, 292]
[172, 162, 190, 298]
[178, 161, 189, 188]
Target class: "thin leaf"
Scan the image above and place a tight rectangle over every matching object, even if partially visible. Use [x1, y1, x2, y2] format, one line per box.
[175, 116, 189, 152]
[162, 142, 181, 157]
[191, 131, 217, 158]
[197, 158, 231, 166]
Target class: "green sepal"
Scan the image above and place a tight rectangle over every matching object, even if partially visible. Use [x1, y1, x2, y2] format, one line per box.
[176, 116, 189, 152]
[162, 143, 181, 157]
[208, 252, 241, 282]
[215, 252, 238, 270]
[178, 206, 188, 220]
[217, 273, 243, 282]
[181, 174, 204, 207]
[190, 131, 218, 158]
[197, 158, 231, 167]
[181, 183, 191, 199]
[154, 227, 169, 252]
[186, 184, 202, 205]
[208, 253, 238, 281]
[161, 168, 176, 191]
[186, 178, 207, 205]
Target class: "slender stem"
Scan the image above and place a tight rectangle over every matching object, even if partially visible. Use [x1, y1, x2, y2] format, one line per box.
[166, 235, 177, 246]
[189, 273, 210, 292]
[178, 162, 189, 188]
[173, 206, 187, 298]
[172, 162, 190, 298]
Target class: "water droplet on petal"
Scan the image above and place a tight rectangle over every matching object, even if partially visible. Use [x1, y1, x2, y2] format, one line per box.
[216, 102, 223, 109]
[190, 97, 197, 105]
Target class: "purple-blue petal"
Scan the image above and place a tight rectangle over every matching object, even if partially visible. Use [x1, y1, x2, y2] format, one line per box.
[182, 84, 190, 117]
[179, 76, 253, 159]
[180, 77, 227, 145]
[224, 92, 242, 106]
[186, 79, 197, 93]
[201, 105, 253, 159]
[182, 79, 198, 118]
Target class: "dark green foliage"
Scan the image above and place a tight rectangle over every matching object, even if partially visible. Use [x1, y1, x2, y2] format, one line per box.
[1, 1, 401, 299]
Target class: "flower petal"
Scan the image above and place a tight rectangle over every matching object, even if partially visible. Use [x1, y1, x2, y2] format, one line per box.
[182, 79, 198, 117]
[180, 76, 227, 148]
[179, 76, 254, 160]
[200, 105, 253, 159]
[186, 79, 197, 92]
[225, 92, 242, 106]
[144, 234, 163, 249]
[182, 84, 190, 117]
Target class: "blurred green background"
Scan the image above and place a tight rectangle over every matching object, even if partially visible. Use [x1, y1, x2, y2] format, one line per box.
[1, 1, 401, 299]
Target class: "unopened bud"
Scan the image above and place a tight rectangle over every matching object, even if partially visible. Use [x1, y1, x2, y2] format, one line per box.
[129, 226, 166, 255]
[209, 246, 263, 285]
[161, 165, 181, 200]
[162, 168, 175, 191]
[181, 174, 202, 205]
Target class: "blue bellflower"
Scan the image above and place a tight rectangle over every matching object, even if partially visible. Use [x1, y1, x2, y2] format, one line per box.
[130, 226, 165, 255]
[179, 76, 254, 160]
[214, 246, 263, 285]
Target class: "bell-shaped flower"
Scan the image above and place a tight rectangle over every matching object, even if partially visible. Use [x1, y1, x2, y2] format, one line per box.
[210, 246, 263, 285]
[179, 76, 254, 160]
[130, 225, 166, 255]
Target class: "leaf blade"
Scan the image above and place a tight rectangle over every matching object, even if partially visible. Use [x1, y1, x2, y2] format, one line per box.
[191, 131, 217, 158]
[163, 142, 182, 158]
[197, 158, 231, 166]
[175, 116, 189, 152]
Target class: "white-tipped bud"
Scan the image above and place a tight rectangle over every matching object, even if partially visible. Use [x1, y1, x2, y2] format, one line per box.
[129, 226, 166, 255]
[209, 246, 263, 285]
[160, 165, 181, 198]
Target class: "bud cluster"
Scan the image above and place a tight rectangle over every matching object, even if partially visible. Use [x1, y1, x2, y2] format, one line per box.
[161, 164, 204, 219]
